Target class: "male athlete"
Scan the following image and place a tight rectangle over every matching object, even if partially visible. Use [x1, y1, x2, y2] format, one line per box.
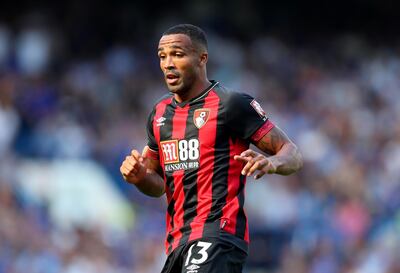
[120, 24, 303, 273]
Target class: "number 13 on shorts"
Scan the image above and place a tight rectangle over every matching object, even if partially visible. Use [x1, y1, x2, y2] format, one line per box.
[185, 241, 212, 267]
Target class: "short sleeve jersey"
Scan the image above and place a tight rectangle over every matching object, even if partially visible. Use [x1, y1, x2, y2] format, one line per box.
[146, 81, 274, 254]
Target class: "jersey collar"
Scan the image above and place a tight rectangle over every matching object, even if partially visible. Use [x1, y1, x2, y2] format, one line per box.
[172, 80, 219, 107]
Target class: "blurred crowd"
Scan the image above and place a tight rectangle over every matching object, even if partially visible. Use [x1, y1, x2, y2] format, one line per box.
[1, 18, 400, 273]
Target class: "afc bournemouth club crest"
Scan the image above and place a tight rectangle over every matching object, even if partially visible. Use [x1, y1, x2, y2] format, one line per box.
[193, 108, 210, 129]
[250, 99, 267, 119]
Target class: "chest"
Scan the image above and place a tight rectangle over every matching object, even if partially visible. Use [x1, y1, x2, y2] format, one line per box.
[154, 101, 223, 168]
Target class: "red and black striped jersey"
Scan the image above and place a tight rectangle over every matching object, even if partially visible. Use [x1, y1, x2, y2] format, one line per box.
[146, 80, 274, 254]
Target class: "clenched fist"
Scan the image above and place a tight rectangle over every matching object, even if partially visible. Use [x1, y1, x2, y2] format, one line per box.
[120, 149, 149, 184]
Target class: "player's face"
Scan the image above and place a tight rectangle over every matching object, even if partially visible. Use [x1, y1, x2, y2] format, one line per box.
[158, 34, 202, 95]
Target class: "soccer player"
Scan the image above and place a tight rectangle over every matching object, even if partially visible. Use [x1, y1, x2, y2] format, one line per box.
[120, 24, 303, 273]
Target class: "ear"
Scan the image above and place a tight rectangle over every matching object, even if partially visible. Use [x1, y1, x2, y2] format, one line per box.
[199, 52, 208, 67]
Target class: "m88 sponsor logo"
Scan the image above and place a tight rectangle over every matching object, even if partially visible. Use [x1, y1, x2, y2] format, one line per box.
[160, 138, 200, 171]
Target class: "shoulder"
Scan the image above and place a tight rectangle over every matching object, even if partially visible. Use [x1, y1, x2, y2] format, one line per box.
[213, 84, 255, 111]
[146, 94, 173, 123]
[212, 82, 255, 106]
[147, 93, 174, 115]
[153, 93, 174, 109]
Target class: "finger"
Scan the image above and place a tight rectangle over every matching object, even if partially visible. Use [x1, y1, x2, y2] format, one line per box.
[131, 149, 143, 161]
[254, 170, 266, 179]
[234, 155, 252, 162]
[120, 165, 126, 176]
[120, 165, 135, 176]
[247, 161, 260, 176]
[123, 172, 137, 180]
[123, 156, 134, 168]
[127, 164, 139, 175]
[241, 158, 256, 176]
[123, 159, 141, 174]
[240, 149, 258, 158]
[247, 157, 267, 176]
[126, 156, 141, 170]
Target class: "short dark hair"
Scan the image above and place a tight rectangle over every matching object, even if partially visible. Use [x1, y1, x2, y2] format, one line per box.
[163, 24, 208, 50]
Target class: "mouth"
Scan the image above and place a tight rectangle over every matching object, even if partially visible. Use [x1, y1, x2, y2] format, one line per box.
[166, 73, 180, 85]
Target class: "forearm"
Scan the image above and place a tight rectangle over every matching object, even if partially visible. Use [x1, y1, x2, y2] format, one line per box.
[121, 148, 165, 197]
[267, 143, 303, 175]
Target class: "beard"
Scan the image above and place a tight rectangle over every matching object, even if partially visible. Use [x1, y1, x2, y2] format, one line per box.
[166, 71, 196, 96]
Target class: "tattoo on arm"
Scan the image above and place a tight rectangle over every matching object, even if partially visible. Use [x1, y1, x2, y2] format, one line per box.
[256, 126, 290, 155]
[255, 125, 303, 175]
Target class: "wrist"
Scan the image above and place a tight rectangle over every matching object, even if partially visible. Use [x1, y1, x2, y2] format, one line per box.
[265, 156, 281, 173]
[124, 171, 146, 185]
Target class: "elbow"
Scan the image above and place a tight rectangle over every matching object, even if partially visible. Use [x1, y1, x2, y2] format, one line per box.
[283, 144, 303, 175]
[145, 184, 166, 198]
[152, 188, 166, 198]
[297, 154, 303, 172]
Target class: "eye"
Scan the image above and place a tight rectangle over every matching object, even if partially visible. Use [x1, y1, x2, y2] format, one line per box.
[159, 54, 166, 60]
[175, 52, 184, 57]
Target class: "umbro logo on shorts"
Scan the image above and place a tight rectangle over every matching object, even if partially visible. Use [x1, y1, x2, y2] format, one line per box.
[186, 264, 200, 272]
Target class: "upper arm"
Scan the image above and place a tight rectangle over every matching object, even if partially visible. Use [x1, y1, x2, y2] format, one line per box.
[254, 125, 293, 155]
[145, 109, 164, 176]
[146, 108, 159, 152]
[225, 92, 269, 140]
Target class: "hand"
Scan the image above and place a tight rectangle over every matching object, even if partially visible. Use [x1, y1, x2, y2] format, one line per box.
[234, 149, 277, 179]
[120, 149, 148, 184]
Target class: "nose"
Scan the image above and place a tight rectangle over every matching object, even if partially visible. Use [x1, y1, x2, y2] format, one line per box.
[163, 56, 175, 70]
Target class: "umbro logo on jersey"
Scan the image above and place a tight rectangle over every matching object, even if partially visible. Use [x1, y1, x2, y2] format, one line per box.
[156, 116, 166, 127]
[193, 108, 210, 129]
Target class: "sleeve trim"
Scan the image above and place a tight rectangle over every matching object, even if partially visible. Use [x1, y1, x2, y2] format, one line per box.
[144, 147, 159, 161]
[250, 120, 275, 143]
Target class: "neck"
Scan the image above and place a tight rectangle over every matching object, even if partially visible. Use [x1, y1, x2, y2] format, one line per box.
[174, 78, 211, 103]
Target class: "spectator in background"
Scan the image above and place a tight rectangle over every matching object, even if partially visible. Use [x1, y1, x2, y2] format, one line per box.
[1, 14, 400, 273]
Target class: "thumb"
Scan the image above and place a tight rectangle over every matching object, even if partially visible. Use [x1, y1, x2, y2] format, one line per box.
[140, 155, 150, 167]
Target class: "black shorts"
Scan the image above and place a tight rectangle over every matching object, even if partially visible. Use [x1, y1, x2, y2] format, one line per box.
[161, 238, 247, 273]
